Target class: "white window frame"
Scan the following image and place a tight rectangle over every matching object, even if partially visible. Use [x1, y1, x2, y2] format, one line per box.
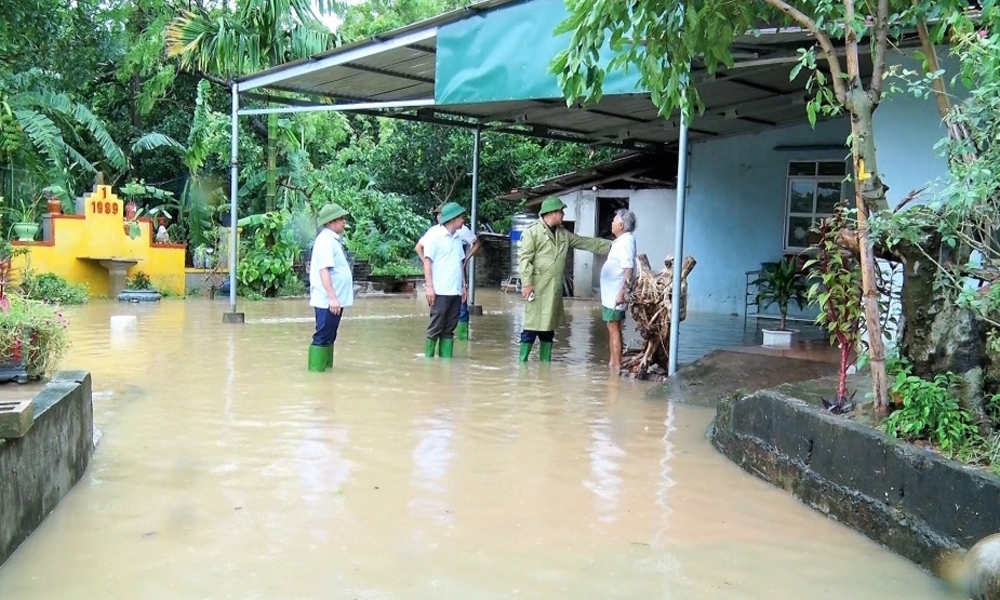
[783, 160, 850, 252]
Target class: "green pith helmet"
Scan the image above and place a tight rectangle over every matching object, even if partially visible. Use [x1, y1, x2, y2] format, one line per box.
[439, 201, 466, 224]
[539, 198, 567, 215]
[316, 203, 349, 227]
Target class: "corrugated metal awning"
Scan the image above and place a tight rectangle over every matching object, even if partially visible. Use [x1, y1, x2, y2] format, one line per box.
[235, 0, 889, 153]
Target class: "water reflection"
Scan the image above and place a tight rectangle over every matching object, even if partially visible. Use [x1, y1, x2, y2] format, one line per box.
[410, 410, 455, 527]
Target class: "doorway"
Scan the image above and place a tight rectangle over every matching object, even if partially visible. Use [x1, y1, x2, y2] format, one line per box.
[593, 196, 630, 294]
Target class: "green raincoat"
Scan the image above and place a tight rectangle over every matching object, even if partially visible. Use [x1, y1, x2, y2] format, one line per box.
[518, 220, 611, 332]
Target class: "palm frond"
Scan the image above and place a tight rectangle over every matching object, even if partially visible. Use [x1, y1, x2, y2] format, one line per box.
[132, 132, 186, 155]
[17, 91, 126, 172]
[13, 109, 66, 173]
[240, 167, 290, 196]
[62, 144, 97, 174]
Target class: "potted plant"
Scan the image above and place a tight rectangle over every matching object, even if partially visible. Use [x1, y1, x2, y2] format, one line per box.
[6, 195, 41, 241]
[0, 293, 70, 383]
[754, 257, 810, 347]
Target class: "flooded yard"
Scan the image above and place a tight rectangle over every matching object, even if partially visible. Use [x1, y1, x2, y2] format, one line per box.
[0, 292, 957, 599]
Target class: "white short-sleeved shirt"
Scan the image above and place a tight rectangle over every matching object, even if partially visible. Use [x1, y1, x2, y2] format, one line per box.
[600, 232, 637, 310]
[419, 223, 476, 250]
[309, 228, 354, 309]
[423, 225, 466, 296]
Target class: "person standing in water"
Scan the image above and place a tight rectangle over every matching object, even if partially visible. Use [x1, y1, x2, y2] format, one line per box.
[307, 203, 354, 372]
[415, 202, 481, 340]
[600, 209, 637, 372]
[421, 202, 468, 358]
[517, 198, 611, 362]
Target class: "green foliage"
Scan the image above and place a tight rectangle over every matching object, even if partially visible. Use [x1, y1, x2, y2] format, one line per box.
[276, 277, 307, 298]
[371, 261, 423, 278]
[0, 293, 70, 378]
[20, 272, 88, 305]
[1, 69, 127, 193]
[882, 356, 981, 453]
[549, 0, 965, 124]
[872, 8, 1000, 358]
[805, 204, 863, 404]
[126, 270, 153, 290]
[337, 0, 467, 43]
[236, 210, 301, 297]
[753, 258, 809, 330]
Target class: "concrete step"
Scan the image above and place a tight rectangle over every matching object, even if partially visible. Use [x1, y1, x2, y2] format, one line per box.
[0, 399, 33, 439]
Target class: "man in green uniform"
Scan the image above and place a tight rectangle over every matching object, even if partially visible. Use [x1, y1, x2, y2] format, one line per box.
[517, 198, 612, 362]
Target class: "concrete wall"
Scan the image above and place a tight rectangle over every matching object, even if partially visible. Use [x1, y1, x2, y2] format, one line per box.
[11, 186, 187, 297]
[712, 377, 1000, 568]
[0, 371, 94, 567]
[560, 190, 598, 297]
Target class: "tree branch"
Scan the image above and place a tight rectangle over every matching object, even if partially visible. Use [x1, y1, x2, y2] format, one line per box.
[761, 0, 849, 104]
[868, 0, 890, 99]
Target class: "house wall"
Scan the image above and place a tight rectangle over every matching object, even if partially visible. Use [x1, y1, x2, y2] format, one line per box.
[873, 48, 965, 207]
[684, 117, 851, 315]
[683, 48, 966, 318]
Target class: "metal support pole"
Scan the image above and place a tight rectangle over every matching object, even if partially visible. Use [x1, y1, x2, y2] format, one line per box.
[667, 118, 690, 375]
[224, 82, 245, 324]
[468, 126, 481, 313]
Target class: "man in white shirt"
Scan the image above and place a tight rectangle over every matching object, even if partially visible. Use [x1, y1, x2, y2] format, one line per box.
[599, 208, 637, 372]
[308, 203, 354, 372]
[421, 202, 468, 359]
[415, 202, 482, 340]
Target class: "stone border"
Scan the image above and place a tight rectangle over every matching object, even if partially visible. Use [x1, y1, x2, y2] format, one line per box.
[0, 371, 94, 566]
[709, 380, 1000, 570]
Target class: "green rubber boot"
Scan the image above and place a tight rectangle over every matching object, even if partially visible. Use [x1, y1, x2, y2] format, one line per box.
[456, 321, 469, 341]
[326, 345, 334, 368]
[519, 341, 533, 363]
[439, 338, 455, 359]
[539, 341, 553, 362]
[308, 344, 329, 372]
[425, 338, 438, 358]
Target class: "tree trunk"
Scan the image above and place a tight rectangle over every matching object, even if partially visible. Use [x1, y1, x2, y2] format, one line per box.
[846, 93, 891, 418]
[266, 111, 278, 212]
[129, 73, 143, 179]
[896, 231, 992, 433]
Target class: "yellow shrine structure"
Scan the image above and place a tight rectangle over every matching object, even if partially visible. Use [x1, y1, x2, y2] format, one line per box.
[11, 185, 187, 298]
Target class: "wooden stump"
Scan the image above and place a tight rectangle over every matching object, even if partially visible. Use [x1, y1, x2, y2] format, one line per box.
[620, 254, 697, 380]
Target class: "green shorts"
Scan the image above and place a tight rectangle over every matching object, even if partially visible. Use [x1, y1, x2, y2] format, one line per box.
[602, 307, 626, 322]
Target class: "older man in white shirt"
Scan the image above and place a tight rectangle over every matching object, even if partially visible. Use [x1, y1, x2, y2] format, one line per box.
[308, 203, 354, 372]
[421, 202, 468, 359]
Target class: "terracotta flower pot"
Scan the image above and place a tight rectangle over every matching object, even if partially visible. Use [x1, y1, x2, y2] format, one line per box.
[47, 199, 62, 214]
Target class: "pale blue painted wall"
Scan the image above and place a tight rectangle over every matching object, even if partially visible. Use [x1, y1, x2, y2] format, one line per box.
[683, 48, 966, 317]
[683, 118, 850, 315]
[873, 49, 965, 208]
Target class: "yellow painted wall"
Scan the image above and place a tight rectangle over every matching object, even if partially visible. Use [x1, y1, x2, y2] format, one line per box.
[11, 186, 187, 297]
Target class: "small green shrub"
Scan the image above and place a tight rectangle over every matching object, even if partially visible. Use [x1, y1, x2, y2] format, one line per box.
[277, 277, 307, 297]
[21, 272, 88, 305]
[882, 358, 981, 453]
[126, 271, 153, 290]
[371, 261, 422, 279]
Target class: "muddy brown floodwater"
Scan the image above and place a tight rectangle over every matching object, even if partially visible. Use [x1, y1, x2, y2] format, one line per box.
[0, 293, 961, 599]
